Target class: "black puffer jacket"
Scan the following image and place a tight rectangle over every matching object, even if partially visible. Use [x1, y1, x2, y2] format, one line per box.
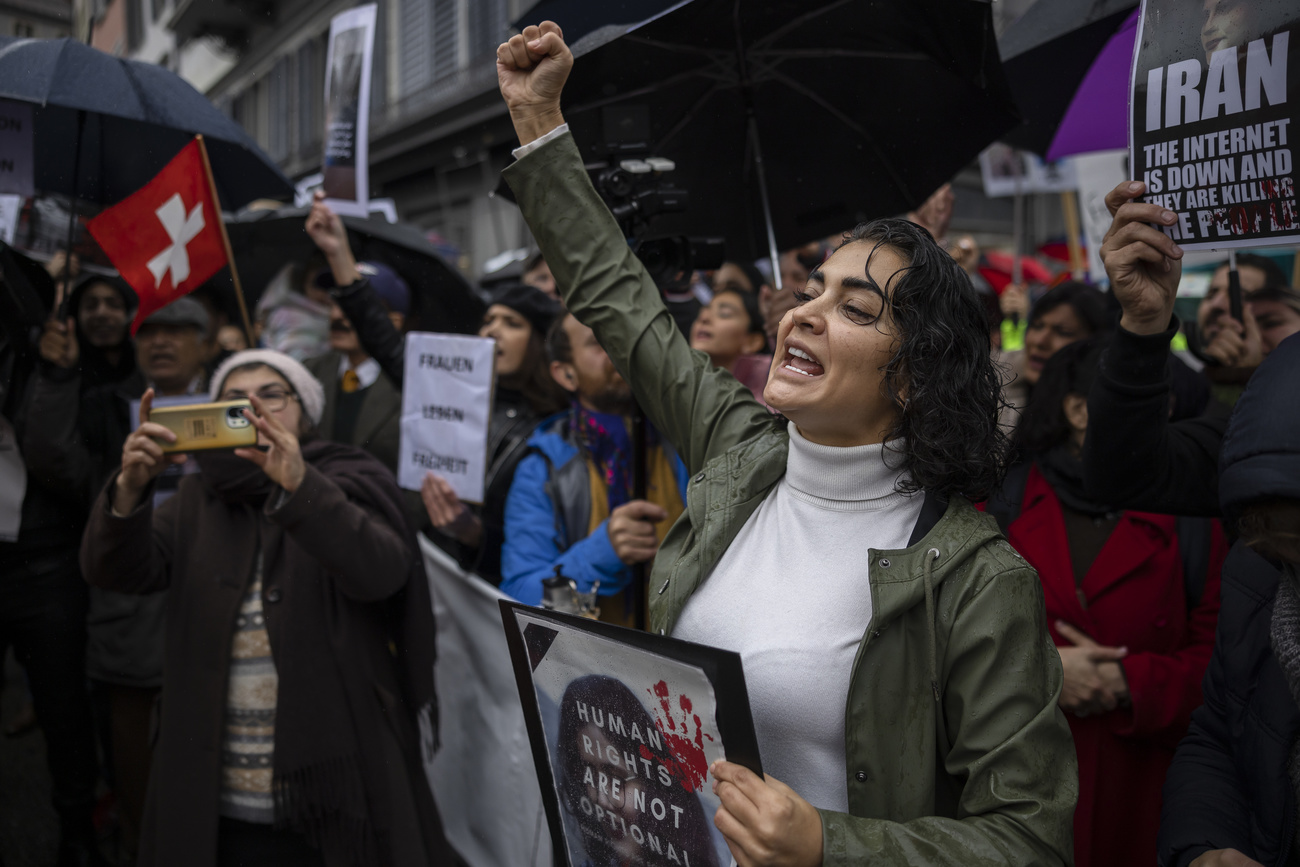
[1154, 333, 1300, 867]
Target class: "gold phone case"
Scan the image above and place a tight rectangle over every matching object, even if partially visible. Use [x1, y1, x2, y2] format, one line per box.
[150, 400, 258, 453]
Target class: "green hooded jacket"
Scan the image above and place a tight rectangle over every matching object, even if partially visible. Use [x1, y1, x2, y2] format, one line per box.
[504, 130, 1077, 866]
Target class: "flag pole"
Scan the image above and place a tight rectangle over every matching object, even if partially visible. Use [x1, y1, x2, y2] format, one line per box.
[194, 134, 256, 348]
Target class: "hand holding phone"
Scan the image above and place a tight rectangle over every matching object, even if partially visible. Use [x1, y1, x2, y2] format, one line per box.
[114, 389, 189, 514]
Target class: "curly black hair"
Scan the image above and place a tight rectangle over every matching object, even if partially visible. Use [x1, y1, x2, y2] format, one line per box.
[836, 219, 1010, 500]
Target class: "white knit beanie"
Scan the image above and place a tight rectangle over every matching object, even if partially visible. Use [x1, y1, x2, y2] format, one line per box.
[209, 349, 326, 425]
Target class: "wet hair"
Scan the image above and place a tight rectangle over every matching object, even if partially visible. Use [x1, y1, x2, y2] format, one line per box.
[1028, 281, 1111, 334]
[1014, 336, 1108, 457]
[838, 219, 1008, 500]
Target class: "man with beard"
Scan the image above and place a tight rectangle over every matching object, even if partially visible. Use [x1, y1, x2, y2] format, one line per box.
[500, 313, 688, 625]
[1191, 254, 1288, 403]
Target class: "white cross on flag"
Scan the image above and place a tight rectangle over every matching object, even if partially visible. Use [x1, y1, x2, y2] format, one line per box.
[87, 138, 227, 334]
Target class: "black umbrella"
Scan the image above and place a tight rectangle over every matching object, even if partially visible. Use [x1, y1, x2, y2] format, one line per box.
[997, 0, 1138, 156]
[556, 0, 1020, 268]
[225, 209, 485, 336]
[0, 36, 293, 209]
[513, 0, 679, 46]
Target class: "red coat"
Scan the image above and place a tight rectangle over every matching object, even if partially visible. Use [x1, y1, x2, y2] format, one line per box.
[1005, 465, 1226, 867]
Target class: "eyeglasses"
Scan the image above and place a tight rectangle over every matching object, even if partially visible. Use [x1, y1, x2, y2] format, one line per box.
[218, 387, 298, 413]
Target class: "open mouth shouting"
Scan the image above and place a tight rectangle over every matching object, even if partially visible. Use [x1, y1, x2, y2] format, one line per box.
[781, 341, 824, 378]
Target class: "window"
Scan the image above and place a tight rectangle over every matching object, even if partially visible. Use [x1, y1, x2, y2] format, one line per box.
[430, 0, 458, 82]
[12, 21, 35, 37]
[399, 0, 462, 96]
[399, 0, 433, 96]
[468, 0, 506, 61]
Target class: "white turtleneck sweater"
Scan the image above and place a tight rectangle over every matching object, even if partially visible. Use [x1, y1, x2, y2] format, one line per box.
[671, 425, 922, 812]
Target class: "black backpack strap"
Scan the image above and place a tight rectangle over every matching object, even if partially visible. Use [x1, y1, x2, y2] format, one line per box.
[1176, 515, 1215, 609]
[907, 491, 949, 546]
[985, 461, 1034, 535]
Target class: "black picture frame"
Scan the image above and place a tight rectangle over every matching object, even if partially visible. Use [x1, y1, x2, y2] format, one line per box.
[499, 600, 763, 867]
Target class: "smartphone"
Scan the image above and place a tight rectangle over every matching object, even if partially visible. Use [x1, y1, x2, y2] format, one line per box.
[149, 400, 257, 453]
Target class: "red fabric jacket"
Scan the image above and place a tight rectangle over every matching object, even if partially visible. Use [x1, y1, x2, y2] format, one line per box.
[1005, 465, 1226, 867]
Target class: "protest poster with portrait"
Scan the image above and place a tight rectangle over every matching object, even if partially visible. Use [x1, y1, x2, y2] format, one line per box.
[1130, 0, 1299, 249]
[322, 4, 376, 217]
[500, 602, 763, 867]
[398, 332, 496, 502]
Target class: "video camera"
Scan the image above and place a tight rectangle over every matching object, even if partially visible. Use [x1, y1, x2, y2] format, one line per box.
[587, 105, 724, 289]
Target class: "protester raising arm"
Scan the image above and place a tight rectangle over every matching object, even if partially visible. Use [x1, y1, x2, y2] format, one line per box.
[497, 24, 773, 474]
[1083, 181, 1223, 515]
[499, 23, 1074, 867]
[305, 192, 407, 387]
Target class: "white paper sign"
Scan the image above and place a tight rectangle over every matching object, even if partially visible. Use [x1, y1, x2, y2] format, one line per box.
[399, 332, 495, 502]
[0, 100, 33, 198]
[322, 4, 377, 218]
[1074, 149, 1130, 284]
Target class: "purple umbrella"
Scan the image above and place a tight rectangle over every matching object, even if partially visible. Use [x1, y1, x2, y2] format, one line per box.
[1046, 9, 1139, 161]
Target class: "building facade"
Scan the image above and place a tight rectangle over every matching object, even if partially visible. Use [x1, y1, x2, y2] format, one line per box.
[2, 0, 71, 39]
[72, 0, 1055, 282]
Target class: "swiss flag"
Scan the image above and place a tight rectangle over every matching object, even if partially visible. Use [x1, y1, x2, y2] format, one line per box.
[87, 138, 228, 334]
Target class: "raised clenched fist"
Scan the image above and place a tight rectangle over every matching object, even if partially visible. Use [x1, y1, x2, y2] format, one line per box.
[496, 21, 573, 146]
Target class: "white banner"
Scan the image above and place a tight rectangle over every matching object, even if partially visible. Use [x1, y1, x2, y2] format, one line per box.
[0, 100, 33, 198]
[322, 4, 376, 217]
[1074, 149, 1130, 283]
[398, 332, 495, 502]
[420, 537, 553, 867]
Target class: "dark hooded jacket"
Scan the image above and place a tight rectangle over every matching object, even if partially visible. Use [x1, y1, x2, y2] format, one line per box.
[1150, 333, 1300, 867]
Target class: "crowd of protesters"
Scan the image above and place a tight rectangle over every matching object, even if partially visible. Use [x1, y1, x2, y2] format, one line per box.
[3, 18, 1300, 867]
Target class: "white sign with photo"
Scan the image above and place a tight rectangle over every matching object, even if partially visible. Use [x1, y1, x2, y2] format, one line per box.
[1074, 149, 1130, 283]
[979, 142, 1079, 198]
[322, 4, 377, 217]
[398, 332, 496, 502]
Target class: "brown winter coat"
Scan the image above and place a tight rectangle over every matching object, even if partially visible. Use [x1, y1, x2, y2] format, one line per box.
[80, 444, 453, 867]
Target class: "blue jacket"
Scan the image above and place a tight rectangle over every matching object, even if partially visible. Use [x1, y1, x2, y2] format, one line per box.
[500, 411, 688, 606]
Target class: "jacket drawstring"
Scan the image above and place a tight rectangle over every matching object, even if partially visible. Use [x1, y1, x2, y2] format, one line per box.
[923, 548, 941, 702]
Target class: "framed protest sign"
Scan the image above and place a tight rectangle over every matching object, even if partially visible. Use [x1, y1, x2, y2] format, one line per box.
[398, 332, 495, 502]
[322, 4, 376, 217]
[500, 601, 762, 867]
[1130, 0, 1299, 249]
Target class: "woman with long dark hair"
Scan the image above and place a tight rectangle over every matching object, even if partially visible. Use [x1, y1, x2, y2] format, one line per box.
[495, 24, 1075, 866]
[988, 337, 1225, 867]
